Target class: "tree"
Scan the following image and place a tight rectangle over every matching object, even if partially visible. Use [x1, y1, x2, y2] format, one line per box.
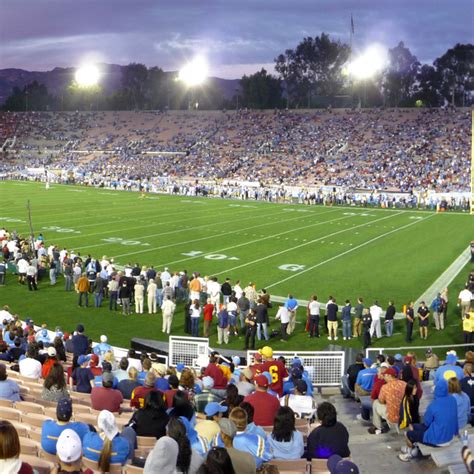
[3, 81, 52, 111]
[413, 65, 443, 107]
[239, 69, 283, 109]
[383, 42, 420, 107]
[275, 33, 350, 107]
[121, 63, 149, 109]
[434, 43, 474, 106]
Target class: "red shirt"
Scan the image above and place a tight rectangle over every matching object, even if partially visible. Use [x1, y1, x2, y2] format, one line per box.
[203, 304, 214, 322]
[90, 386, 123, 413]
[204, 363, 228, 389]
[243, 390, 280, 426]
[258, 360, 288, 397]
[165, 388, 178, 408]
[371, 376, 386, 400]
[130, 386, 159, 408]
[41, 358, 57, 379]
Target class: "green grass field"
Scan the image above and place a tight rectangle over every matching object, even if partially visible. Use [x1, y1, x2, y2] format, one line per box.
[1, 180, 473, 353]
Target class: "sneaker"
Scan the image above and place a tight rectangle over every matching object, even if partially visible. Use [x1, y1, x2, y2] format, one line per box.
[398, 453, 412, 462]
[356, 414, 364, 421]
[343, 337, 347, 341]
[400, 446, 410, 455]
[368, 426, 382, 435]
[334, 337, 338, 340]
[328, 336, 332, 340]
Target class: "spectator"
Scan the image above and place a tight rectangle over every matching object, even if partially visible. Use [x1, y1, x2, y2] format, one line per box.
[203, 355, 228, 396]
[164, 374, 180, 408]
[42, 362, 70, 402]
[18, 345, 42, 379]
[71, 324, 88, 367]
[399, 379, 458, 462]
[239, 401, 266, 439]
[41, 397, 90, 455]
[280, 379, 315, 419]
[399, 380, 420, 430]
[71, 355, 94, 394]
[197, 446, 235, 474]
[221, 384, 244, 414]
[448, 377, 470, 431]
[354, 358, 377, 398]
[128, 390, 169, 438]
[169, 390, 196, 421]
[130, 371, 158, 409]
[194, 376, 222, 414]
[196, 402, 227, 443]
[144, 436, 179, 474]
[166, 417, 204, 474]
[228, 407, 272, 468]
[243, 374, 281, 426]
[216, 418, 256, 474]
[91, 371, 123, 413]
[235, 368, 255, 397]
[341, 353, 365, 399]
[83, 410, 132, 468]
[178, 415, 210, 458]
[0, 420, 34, 474]
[267, 406, 304, 460]
[434, 353, 464, 382]
[0, 363, 21, 402]
[117, 367, 140, 400]
[55, 428, 93, 474]
[306, 402, 350, 460]
[368, 368, 406, 435]
[460, 363, 474, 408]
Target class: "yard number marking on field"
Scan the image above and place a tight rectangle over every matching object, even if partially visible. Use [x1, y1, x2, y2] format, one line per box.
[101, 237, 151, 247]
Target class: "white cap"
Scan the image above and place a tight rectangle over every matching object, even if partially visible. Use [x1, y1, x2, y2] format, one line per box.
[56, 429, 82, 463]
[47, 346, 57, 357]
[98, 410, 118, 440]
[100, 335, 107, 343]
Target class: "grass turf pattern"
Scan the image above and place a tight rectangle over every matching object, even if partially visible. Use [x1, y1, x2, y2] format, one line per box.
[1, 180, 473, 353]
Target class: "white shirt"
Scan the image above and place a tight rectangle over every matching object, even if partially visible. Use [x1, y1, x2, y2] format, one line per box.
[280, 394, 315, 418]
[0, 309, 13, 322]
[19, 357, 42, 379]
[161, 270, 171, 283]
[227, 301, 238, 314]
[17, 259, 28, 274]
[161, 299, 176, 315]
[459, 289, 473, 303]
[147, 281, 157, 295]
[233, 284, 243, 300]
[134, 284, 144, 298]
[26, 265, 37, 277]
[370, 305, 383, 321]
[308, 301, 321, 315]
[208, 281, 221, 299]
[276, 306, 290, 323]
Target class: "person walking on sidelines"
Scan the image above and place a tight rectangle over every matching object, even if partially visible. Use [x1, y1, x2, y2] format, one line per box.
[362, 308, 372, 349]
[406, 301, 415, 343]
[190, 299, 201, 337]
[161, 296, 176, 334]
[430, 293, 445, 330]
[307, 295, 321, 338]
[134, 279, 145, 314]
[275, 304, 290, 341]
[459, 285, 473, 318]
[147, 279, 157, 314]
[77, 273, 90, 307]
[285, 294, 299, 335]
[384, 300, 396, 337]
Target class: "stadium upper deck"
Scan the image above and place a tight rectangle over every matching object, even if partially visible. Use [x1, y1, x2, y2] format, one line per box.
[0, 108, 470, 192]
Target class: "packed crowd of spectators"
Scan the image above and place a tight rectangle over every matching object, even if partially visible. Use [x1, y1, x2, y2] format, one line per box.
[1, 107, 470, 193]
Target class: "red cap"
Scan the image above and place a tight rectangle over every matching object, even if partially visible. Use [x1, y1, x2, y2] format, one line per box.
[255, 374, 269, 387]
[90, 354, 99, 367]
[384, 368, 397, 377]
[254, 353, 263, 362]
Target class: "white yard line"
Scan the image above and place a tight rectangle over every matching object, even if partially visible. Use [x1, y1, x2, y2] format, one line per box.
[415, 245, 471, 306]
[264, 213, 436, 290]
[112, 208, 348, 260]
[213, 211, 406, 277]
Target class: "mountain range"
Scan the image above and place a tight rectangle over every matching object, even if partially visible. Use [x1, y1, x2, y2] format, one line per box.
[0, 63, 240, 104]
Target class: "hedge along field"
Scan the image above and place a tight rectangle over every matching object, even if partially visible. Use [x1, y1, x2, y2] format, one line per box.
[1, 180, 473, 352]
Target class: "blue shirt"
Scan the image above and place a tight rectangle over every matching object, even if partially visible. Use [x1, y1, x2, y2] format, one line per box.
[266, 430, 304, 460]
[0, 379, 21, 402]
[341, 305, 352, 321]
[41, 420, 90, 454]
[83, 432, 131, 465]
[453, 392, 470, 431]
[233, 432, 273, 468]
[355, 368, 377, 392]
[434, 364, 464, 383]
[285, 298, 298, 311]
[217, 310, 229, 328]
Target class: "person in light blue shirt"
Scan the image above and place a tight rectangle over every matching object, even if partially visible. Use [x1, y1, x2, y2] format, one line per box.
[0, 363, 21, 402]
[434, 354, 464, 383]
[355, 359, 377, 396]
[93, 335, 112, 359]
[266, 406, 304, 460]
[240, 401, 267, 438]
[448, 377, 471, 431]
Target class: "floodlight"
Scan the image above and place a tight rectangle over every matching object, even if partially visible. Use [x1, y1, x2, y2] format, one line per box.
[178, 57, 208, 87]
[348, 45, 388, 80]
[75, 64, 100, 87]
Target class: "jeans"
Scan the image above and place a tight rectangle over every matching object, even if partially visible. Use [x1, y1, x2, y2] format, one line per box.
[385, 319, 394, 337]
[65, 275, 73, 291]
[156, 289, 163, 307]
[309, 316, 319, 337]
[109, 291, 118, 310]
[94, 292, 103, 307]
[342, 320, 351, 338]
[257, 322, 269, 341]
[78, 292, 88, 306]
[239, 310, 249, 329]
[406, 321, 413, 342]
[50, 269, 56, 285]
[191, 317, 200, 337]
[122, 298, 131, 315]
[0, 272, 5, 285]
[245, 327, 257, 350]
[281, 322, 288, 340]
[360, 396, 372, 420]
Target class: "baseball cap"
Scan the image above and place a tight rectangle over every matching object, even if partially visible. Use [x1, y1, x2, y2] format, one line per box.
[291, 357, 303, 367]
[291, 366, 303, 380]
[255, 374, 269, 388]
[295, 379, 308, 394]
[41, 329, 48, 336]
[380, 362, 389, 369]
[394, 354, 403, 361]
[259, 346, 273, 358]
[102, 372, 114, 385]
[90, 354, 99, 367]
[204, 402, 228, 417]
[100, 335, 108, 343]
[363, 358, 372, 367]
[176, 363, 185, 372]
[47, 346, 57, 357]
[404, 355, 414, 363]
[76, 324, 84, 333]
[56, 397, 73, 421]
[218, 418, 237, 438]
[98, 410, 119, 439]
[77, 354, 90, 366]
[232, 356, 241, 366]
[384, 368, 397, 377]
[202, 376, 215, 389]
[56, 429, 82, 463]
[328, 455, 359, 474]
[253, 353, 263, 362]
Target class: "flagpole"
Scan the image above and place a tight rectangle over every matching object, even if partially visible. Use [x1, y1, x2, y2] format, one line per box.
[350, 14, 355, 108]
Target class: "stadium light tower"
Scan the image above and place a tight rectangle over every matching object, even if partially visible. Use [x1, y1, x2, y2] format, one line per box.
[178, 57, 208, 87]
[75, 64, 101, 87]
[348, 44, 388, 80]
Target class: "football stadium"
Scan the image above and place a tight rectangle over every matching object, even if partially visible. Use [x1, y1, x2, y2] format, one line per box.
[0, 1, 473, 473]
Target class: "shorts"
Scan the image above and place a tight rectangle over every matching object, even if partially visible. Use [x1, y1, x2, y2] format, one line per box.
[420, 320, 429, 327]
[229, 313, 237, 326]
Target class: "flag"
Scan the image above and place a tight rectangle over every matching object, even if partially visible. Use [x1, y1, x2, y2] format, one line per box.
[351, 14, 355, 34]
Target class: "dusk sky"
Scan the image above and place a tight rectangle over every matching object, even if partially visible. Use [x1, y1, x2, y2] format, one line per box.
[1, 0, 473, 78]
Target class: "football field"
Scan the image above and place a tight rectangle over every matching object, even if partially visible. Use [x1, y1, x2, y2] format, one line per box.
[1, 180, 473, 352]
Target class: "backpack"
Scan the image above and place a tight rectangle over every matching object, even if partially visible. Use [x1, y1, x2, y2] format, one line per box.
[399, 395, 412, 429]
